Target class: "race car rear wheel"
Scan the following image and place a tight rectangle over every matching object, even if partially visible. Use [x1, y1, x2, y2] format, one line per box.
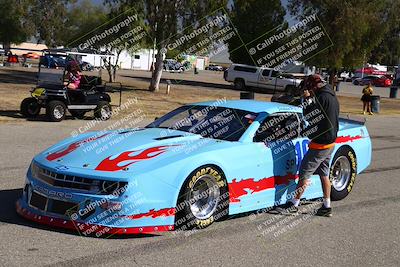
[329, 147, 357, 201]
[175, 165, 229, 230]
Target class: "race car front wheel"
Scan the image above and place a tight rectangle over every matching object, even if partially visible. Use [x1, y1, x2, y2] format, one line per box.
[175, 165, 229, 230]
[330, 147, 357, 201]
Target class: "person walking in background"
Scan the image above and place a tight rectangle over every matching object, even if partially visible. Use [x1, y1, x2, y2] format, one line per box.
[332, 74, 339, 91]
[362, 82, 374, 115]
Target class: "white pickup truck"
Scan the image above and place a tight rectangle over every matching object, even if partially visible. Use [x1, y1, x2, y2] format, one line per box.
[224, 64, 302, 92]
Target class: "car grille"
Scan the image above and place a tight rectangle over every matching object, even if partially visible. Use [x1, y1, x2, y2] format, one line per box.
[36, 167, 96, 191]
[30, 191, 47, 210]
[50, 198, 78, 215]
[31, 163, 127, 195]
[29, 191, 78, 216]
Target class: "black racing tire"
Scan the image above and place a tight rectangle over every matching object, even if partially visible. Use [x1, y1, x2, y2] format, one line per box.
[70, 110, 87, 119]
[353, 80, 359, 85]
[234, 79, 246, 90]
[329, 147, 357, 201]
[20, 97, 40, 118]
[175, 165, 229, 230]
[94, 101, 112, 121]
[46, 100, 66, 122]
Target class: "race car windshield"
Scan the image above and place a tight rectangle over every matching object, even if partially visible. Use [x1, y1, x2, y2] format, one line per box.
[146, 105, 258, 141]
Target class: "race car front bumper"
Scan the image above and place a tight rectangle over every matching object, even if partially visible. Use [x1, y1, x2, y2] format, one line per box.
[16, 162, 177, 236]
[16, 199, 174, 236]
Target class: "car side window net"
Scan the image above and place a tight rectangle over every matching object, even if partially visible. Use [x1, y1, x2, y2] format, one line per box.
[254, 113, 301, 144]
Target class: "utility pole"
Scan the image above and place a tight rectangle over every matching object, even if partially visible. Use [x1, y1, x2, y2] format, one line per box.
[361, 52, 366, 78]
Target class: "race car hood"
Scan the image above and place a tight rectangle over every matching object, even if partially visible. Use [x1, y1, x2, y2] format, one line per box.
[38, 128, 219, 172]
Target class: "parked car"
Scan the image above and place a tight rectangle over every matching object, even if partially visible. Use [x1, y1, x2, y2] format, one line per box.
[339, 71, 352, 82]
[40, 55, 67, 69]
[22, 52, 40, 59]
[372, 75, 393, 87]
[80, 61, 94, 71]
[224, 64, 302, 92]
[163, 59, 184, 72]
[206, 64, 224, 71]
[353, 75, 392, 87]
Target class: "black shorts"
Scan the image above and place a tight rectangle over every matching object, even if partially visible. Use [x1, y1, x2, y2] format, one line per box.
[361, 94, 371, 102]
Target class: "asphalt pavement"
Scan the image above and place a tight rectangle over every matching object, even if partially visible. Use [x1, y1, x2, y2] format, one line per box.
[0, 115, 399, 267]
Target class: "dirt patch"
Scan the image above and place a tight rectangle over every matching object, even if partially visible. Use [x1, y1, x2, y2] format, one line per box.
[0, 66, 399, 123]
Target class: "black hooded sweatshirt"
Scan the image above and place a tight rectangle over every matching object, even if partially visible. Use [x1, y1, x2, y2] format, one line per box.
[304, 84, 340, 145]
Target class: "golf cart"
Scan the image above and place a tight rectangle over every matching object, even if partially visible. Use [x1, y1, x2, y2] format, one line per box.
[20, 49, 121, 122]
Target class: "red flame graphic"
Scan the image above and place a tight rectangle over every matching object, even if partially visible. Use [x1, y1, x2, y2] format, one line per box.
[95, 146, 172, 172]
[125, 208, 176, 220]
[229, 173, 299, 203]
[335, 135, 362, 143]
[46, 134, 109, 161]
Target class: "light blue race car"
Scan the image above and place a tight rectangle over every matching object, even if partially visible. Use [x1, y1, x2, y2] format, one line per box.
[16, 100, 371, 236]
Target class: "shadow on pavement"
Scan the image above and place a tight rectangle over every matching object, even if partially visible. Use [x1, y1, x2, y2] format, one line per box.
[0, 110, 97, 122]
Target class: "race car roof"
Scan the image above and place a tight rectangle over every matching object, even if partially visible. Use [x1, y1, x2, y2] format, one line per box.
[192, 100, 302, 114]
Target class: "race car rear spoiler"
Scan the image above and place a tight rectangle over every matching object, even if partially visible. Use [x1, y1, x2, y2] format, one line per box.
[339, 114, 366, 125]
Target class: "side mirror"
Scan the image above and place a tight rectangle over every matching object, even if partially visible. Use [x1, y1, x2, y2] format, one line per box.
[154, 117, 159, 121]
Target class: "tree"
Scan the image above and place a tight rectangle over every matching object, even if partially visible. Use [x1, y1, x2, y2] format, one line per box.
[287, 0, 389, 72]
[0, 0, 76, 50]
[29, 0, 73, 47]
[66, 1, 144, 82]
[369, 0, 400, 66]
[105, 0, 227, 91]
[226, 0, 287, 65]
[63, 0, 108, 45]
[0, 0, 34, 51]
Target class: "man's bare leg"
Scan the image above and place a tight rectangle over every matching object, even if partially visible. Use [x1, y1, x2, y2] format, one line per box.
[291, 179, 311, 206]
[320, 175, 331, 208]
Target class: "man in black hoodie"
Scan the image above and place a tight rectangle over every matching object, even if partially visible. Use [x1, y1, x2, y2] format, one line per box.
[280, 74, 340, 217]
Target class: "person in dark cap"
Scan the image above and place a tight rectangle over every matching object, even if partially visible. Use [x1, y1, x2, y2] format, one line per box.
[280, 74, 340, 217]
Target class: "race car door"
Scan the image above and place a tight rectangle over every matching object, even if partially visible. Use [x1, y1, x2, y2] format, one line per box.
[252, 112, 306, 207]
